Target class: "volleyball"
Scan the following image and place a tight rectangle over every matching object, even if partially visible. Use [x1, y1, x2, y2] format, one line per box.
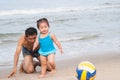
[75, 61, 96, 80]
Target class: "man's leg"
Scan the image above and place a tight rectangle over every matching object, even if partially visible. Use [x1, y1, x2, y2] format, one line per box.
[33, 60, 41, 72]
[19, 60, 24, 73]
[22, 55, 34, 73]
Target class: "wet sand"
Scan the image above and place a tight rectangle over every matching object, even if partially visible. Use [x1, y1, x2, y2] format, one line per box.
[0, 51, 120, 80]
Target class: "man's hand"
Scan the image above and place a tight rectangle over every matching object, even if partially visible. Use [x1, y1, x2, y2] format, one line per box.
[8, 68, 17, 78]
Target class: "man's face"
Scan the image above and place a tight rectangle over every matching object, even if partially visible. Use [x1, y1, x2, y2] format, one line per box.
[26, 34, 37, 43]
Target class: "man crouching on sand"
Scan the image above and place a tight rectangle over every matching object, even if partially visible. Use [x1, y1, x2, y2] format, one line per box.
[8, 27, 44, 78]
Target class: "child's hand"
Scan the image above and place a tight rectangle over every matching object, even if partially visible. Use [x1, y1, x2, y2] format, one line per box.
[60, 49, 63, 55]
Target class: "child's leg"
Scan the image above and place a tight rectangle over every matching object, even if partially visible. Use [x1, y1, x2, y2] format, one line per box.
[39, 55, 47, 78]
[48, 53, 56, 74]
[37, 56, 51, 71]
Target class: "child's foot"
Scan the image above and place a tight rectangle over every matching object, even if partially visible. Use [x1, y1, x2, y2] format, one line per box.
[38, 74, 45, 78]
[49, 70, 56, 74]
[46, 68, 51, 72]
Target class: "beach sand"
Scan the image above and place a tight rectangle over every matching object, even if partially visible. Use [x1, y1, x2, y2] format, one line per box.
[0, 50, 120, 80]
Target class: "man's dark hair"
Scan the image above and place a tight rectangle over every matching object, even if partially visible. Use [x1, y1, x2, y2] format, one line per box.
[25, 27, 37, 37]
[37, 18, 49, 29]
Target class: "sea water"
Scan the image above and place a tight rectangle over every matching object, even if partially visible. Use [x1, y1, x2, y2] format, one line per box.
[0, 0, 120, 68]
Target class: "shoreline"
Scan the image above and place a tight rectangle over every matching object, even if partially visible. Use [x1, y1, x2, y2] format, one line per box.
[0, 50, 120, 80]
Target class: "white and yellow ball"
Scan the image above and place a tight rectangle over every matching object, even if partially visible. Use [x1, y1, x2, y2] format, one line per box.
[75, 61, 96, 80]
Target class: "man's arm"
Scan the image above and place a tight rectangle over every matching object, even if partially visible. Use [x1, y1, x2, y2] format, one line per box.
[8, 35, 24, 78]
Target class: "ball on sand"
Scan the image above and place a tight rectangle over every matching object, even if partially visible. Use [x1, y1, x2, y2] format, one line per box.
[75, 61, 96, 80]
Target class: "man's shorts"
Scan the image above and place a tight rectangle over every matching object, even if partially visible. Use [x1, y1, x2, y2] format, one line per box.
[22, 46, 40, 58]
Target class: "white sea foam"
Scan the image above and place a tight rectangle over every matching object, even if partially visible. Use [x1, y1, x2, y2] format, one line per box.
[0, 4, 119, 16]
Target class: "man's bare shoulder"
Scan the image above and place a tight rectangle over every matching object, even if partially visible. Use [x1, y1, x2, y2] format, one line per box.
[19, 34, 25, 39]
[18, 34, 25, 46]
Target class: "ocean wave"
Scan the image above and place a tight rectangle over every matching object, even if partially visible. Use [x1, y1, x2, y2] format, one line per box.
[0, 61, 13, 68]
[0, 34, 100, 44]
[0, 40, 2, 44]
[0, 33, 21, 37]
[103, 2, 120, 6]
[60, 35, 100, 42]
[0, 40, 17, 44]
[0, 4, 120, 16]
[0, 33, 21, 44]
[0, 63, 12, 67]
[0, 39, 17, 44]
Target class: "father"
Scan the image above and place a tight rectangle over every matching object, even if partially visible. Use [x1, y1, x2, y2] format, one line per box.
[8, 27, 41, 78]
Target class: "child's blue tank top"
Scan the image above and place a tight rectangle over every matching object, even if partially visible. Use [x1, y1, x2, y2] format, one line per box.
[38, 33, 56, 56]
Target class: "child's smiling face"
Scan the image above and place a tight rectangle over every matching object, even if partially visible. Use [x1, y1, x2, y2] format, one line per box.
[39, 22, 49, 34]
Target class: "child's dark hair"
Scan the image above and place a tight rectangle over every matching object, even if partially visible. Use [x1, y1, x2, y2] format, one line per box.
[25, 27, 37, 37]
[37, 18, 49, 29]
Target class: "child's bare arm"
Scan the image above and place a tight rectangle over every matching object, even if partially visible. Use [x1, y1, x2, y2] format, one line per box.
[33, 37, 39, 51]
[51, 33, 63, 54]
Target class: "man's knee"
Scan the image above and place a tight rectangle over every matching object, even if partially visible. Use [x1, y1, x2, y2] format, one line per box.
[23, 62, 34, 73]
[24, 67, 34, 73]
[23, 55, 34, 73]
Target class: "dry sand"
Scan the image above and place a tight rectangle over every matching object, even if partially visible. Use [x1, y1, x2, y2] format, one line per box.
[0, 51, 120, 80]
